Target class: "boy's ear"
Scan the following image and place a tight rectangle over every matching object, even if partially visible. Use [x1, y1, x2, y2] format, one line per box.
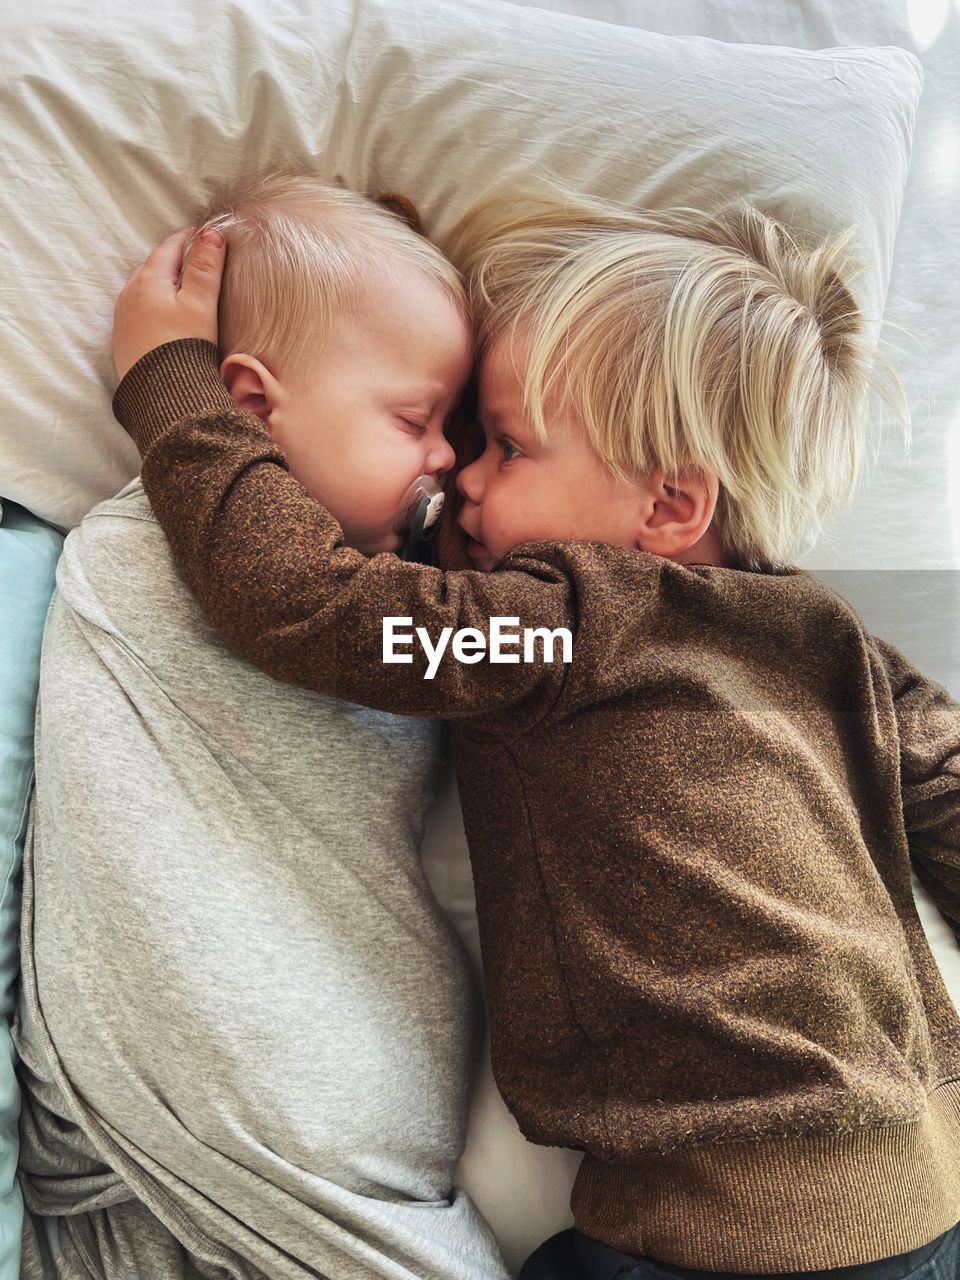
[220, 354, 277, 428]
[635, 468, 720, 560]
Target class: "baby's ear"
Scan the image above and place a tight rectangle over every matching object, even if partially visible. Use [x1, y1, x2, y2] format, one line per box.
[636, 468, 720, 559]
[220, 354, 272, 427]
[376, 192, 423, 235]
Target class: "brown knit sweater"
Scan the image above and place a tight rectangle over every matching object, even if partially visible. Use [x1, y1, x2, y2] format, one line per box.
[113, 339, 960, 1271]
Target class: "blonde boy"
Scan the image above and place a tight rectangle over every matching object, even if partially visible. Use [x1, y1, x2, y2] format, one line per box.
[110, 195, 960, 1278]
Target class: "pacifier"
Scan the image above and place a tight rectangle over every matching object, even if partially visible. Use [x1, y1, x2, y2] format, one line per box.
[395, 475, 445, 564]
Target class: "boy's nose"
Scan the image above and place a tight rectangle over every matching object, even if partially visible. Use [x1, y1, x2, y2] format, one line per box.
[456, 455, 484, 503]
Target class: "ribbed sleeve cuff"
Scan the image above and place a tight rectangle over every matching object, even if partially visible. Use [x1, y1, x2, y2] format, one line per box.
[111, 339, 236, 458]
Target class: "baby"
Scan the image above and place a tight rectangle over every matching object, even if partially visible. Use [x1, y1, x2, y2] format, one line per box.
[112, 192, 960, 1279]
[15, 174, 510, 1280]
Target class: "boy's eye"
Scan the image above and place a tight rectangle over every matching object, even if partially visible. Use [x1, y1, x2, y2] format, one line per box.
[399, 416, 427, 433]
[498, 437, 521, 462]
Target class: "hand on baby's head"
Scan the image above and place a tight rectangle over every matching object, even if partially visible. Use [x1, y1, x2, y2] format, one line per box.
[111, 177, 469, 569]
[112, 226, 226, 380]
[114, 175, 476, 563]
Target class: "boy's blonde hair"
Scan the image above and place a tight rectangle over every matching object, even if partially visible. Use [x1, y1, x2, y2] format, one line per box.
[189, 172, 469, 374]
[444, 193, 908, 569]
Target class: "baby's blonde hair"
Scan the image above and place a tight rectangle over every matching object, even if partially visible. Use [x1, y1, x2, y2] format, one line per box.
[189, 171, 469, 374]
[444, 193, 909, 569]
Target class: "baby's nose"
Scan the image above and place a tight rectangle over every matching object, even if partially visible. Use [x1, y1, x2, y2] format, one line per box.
[435, 434, 457, 478]
[427, 431, 457, 482]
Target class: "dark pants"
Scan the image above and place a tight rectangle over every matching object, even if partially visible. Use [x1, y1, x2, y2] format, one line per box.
[518, 1223, 960, 1280]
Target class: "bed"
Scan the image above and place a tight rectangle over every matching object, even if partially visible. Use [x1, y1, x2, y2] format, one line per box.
[0, 0, 956, 1275]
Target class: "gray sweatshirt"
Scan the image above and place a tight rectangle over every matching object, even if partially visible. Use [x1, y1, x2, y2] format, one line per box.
[14, 480, 509, 1280]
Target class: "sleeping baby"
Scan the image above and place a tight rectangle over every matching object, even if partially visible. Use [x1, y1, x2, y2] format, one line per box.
[13, 173, 510, 1280]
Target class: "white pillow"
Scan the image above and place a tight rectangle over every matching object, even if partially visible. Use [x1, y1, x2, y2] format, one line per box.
[0, 0, 921, 530]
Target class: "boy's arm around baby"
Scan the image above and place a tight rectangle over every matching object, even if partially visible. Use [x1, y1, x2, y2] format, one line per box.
[112, 338, 575, 729]
[872, 634, 960, 942]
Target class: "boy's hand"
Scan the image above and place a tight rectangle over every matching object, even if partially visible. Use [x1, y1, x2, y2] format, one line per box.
[113, 227, 226, 380]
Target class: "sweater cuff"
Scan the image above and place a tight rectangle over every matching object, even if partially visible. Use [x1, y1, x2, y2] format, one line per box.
[111, 339, 236, 458]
